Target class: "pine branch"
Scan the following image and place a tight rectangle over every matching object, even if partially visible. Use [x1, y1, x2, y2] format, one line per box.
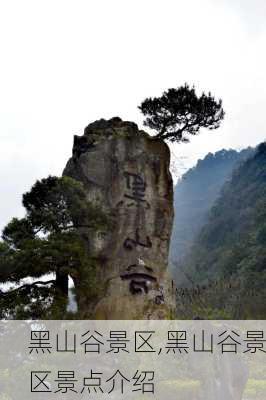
[0, 280, 55, 297]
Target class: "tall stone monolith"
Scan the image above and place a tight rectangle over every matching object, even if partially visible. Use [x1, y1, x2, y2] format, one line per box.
[63, 117, 176, 319]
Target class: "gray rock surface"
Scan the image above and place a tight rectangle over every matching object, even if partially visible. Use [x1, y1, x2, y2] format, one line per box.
[63, 117, 176, 319]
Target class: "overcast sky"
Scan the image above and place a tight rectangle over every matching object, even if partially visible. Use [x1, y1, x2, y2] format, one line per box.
[0, 0, 266, 232]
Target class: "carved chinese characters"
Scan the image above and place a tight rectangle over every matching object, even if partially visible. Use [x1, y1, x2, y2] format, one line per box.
[63, 118, 175, 318]
[120, 171, 160, 299]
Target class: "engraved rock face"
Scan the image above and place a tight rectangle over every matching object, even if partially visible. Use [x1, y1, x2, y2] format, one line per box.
[63, 117, 176, 319]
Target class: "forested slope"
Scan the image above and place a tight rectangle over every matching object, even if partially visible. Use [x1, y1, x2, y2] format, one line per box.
[170, 147, 253, 265]
[175, 142, 266, 319]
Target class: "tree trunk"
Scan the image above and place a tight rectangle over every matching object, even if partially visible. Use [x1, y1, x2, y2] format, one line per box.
[55, 271, 69, 296]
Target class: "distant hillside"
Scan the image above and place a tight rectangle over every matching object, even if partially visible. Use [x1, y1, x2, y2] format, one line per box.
[175, 142, 266, 319]
[170, 147, 253, 270]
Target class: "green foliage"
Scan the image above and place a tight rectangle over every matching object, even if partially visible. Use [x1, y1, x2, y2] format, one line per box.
[0, 284, 55, 319]
[175, 142, 266, 319]
[139, 83, 224, 142]
[170, 148, 253, 269]
[0, 175, 108, 319]
[21, 175, 106, 234]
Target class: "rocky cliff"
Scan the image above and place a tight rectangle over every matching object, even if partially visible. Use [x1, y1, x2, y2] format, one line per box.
[63, 117, 175, 319]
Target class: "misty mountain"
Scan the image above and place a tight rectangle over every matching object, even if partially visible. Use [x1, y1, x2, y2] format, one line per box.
[169, 147, 253, 272]
[174, 142, 266, 319]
